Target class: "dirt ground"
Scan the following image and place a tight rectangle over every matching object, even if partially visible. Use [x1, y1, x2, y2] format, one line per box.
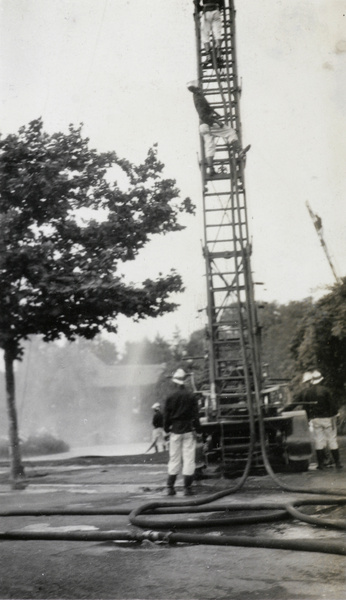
[0, 445, 345, 600]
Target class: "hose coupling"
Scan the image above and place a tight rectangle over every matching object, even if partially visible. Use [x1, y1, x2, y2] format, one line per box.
[142, 530, 160, 542]
[162, 531, 175, 544]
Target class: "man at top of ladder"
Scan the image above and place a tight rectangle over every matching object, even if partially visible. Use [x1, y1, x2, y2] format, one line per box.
[187, 80, 250, 178]
[194, 0, 225, 68]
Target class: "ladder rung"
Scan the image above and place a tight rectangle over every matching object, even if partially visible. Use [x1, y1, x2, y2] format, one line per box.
[208, 251, 242, 259]
[212, 319, 240, 325]
[206, 239, 237, 245]
[204, 192, 231, 198]
[205, 174, 232, 181]
[206, 223, 247, 229]
[213, 285, 246, 291]
[222, 444, 250, 452]
[214, 305, 246, 310]
[206, 222, 236, 228]
[204, 208, 235, 212]
[216, 374, 245, 381]
[213, 341, 240, 348]
[210, 272, 243, 277]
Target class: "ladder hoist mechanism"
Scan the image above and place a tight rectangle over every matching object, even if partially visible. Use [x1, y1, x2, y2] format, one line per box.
[192, 0, 313, 475]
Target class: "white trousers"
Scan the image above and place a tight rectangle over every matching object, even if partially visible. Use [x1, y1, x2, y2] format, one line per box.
[199, 122, 238, 158]
[201, 10, 222, 46]
[311, 417, 338, 450]
[168, 432, 196, 476]
[152, 427, 165, 450]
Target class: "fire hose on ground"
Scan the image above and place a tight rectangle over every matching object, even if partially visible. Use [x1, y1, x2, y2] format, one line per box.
[1, 473, 346, 555]
[1, 387, 345, 554]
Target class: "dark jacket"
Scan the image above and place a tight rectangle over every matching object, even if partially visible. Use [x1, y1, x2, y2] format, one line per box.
[164, 387, 201, 434]
[291, 383, 338, 420]
[192, 89, 220, 126]
[195, 1, 224, 12]
[303, 384, 338, 419]
[152, 410, 164, 429]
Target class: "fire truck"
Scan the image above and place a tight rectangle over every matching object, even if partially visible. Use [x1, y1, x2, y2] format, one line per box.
[191, 0, 312, 474]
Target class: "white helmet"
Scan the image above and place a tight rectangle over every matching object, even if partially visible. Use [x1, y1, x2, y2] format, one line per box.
[187, 80, 199, 90]
[172, 368, 187, 385]
[302, 372, 313, 384]
[311, 370, 324, 385]
[151, 403, 161, 410]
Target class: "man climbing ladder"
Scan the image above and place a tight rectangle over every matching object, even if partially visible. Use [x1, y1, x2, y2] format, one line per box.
[194, 0, 225, 68]
[187, 80, 250, 178]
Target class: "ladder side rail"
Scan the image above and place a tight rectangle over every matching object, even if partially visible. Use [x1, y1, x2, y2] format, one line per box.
[227, 1, 242, 134]
[232, 180, 263, 406]
[223, 159, 257, 407]
[222, 2, 239, 133]
[204, 247, 219, 411]
[219, 161, 256, 469]
[194, 5, 220, 409]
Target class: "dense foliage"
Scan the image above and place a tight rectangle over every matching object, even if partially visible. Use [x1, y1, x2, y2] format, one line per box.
[259, 300, 313, 380]
[290, 279, 346, 401]
[0, 118, 194, 361]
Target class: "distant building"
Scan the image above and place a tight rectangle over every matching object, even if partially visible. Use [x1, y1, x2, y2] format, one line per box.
[0, 353, 167, 446]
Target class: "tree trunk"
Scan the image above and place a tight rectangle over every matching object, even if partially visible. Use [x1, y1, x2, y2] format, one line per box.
[4, 346, 25, 483]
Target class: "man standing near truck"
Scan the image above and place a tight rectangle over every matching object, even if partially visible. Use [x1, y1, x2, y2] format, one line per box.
[164, 369, 201, 496]
[150, 403, 166, 453]
[301, 371, 343, 470]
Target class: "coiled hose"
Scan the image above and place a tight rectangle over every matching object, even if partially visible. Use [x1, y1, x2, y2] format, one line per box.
[1, 383, 345, 554]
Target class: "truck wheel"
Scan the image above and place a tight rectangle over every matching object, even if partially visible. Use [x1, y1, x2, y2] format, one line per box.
[288, 459, 309, 473]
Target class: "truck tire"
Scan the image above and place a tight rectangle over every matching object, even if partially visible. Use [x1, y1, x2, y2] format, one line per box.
[288, 459, 310, 473]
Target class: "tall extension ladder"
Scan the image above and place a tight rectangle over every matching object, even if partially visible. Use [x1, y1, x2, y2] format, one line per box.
[193, 0, 263, 470]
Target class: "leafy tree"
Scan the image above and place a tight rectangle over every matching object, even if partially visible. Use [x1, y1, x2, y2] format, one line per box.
[76, 336, 118, 365]
[152, 328, 209, 403]
[0, 118, 194, 482]
[290, 279, 346, 401]
[185, 327, 206, 359]
[259, 299, 313, 380]
[171, 327, 187, 361]
[120, 335, 173, 365]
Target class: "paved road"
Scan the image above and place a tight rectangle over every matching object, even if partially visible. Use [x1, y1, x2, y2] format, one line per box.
[0, 454, 345, 599]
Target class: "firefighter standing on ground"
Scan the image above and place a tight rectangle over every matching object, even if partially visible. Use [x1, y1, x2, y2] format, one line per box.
[163, 369, 201, 496]
[150, 403, 166, 453]
[301, 371, 343, 470]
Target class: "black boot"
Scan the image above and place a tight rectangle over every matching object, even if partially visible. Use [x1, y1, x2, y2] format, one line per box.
[167, 474, 177, 496]
[206, 165, 216, 178]
[203, 52, 212, 68]
[216, 49, 224, 68]
[331, 449, 343, 470]
[183, 475, 194, 496]
[316, 450, 325, 470]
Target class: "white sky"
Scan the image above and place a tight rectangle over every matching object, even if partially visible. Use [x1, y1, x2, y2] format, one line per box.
[1, 0, 346, 351]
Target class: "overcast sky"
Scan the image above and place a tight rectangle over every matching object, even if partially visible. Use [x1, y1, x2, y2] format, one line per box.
[1, 0, 346, 351]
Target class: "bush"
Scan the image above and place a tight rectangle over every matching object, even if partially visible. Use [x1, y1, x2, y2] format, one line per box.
[0, 433, 70, 458]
